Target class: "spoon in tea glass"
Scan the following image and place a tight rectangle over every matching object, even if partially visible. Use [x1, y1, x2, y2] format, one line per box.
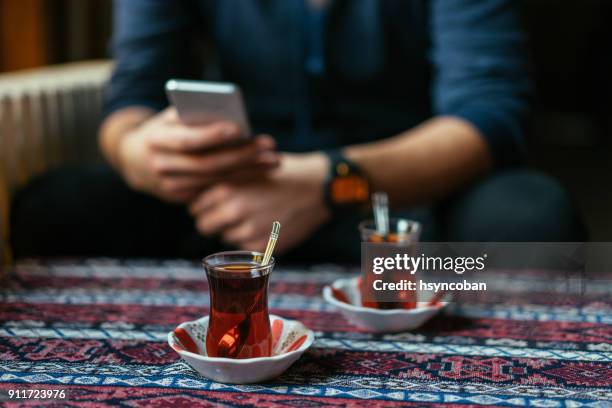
[216, 221, 281, 358]
[372, 192, 390, 238]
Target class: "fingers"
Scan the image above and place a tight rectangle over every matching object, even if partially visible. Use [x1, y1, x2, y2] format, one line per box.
[154, 174, 212, 203]
[222, 220, 269, 247]
[150, 135, 278, 176]
[159, 175, 212, 195]
[252, 135, 280, 166]
[149, 121, 242, 152]
[151, 141, 263, 176]
[236, 237, 270, 252]
[255, 150, 281, 166]
[159, 188, 201, 204]
[189, 183, 256, 237]
[194, 197, 246, 235]
[192, 193, 274, 250]
[188, 184, 230, 216]
[159, 107, 179, 121]
[255, 135, 276, 150]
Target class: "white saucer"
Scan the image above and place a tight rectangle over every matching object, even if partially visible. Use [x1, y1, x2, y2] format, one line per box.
[323, 277, 447, 333]
[168, 314, 314, 384]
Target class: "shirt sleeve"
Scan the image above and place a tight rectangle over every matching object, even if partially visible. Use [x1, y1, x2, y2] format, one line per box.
[103, 0, 202, 118]
[430, 0, 532, 166]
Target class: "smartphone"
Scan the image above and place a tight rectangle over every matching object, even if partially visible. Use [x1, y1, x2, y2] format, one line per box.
[165, 79, 252, 138]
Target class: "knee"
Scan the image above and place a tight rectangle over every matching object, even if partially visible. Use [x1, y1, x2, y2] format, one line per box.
[10, 166, 124, 257]
[440, 169, 586, 241]
[11, 167, 80, 257]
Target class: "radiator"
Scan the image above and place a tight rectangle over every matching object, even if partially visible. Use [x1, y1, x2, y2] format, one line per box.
[0, 60, 112, 266]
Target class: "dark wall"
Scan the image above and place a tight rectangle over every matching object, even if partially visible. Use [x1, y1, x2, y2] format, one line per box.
[522, 0, 612, 146]
[520, 0, 612, 240]
[44, 0, 112, 64]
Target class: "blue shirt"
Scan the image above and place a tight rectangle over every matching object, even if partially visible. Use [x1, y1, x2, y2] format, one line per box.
[105, 0, 532, 165]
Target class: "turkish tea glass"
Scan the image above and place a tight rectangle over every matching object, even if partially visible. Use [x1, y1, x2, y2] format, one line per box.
[203, 251, 273, 359]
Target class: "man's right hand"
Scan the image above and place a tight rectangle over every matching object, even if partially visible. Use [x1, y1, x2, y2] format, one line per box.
[110, 107, 279, 203]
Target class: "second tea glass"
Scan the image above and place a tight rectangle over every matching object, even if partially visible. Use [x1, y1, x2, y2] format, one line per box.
[359, 218, 421, 309]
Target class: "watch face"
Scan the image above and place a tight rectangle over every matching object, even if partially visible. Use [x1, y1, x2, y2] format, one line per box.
[331, 175, 369, 205]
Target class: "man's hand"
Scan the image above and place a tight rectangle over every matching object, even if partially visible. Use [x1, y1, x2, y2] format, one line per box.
[189, 153, 331, 254]
[114, 108, 279, 203]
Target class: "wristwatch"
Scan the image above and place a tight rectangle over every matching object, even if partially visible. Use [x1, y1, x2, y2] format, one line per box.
[323, 149, 370, 212]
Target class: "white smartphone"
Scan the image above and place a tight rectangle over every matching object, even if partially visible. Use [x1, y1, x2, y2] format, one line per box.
[165, 79, 252, 138]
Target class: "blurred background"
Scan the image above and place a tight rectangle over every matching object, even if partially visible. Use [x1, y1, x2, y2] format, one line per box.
[0, 0, 611, 261]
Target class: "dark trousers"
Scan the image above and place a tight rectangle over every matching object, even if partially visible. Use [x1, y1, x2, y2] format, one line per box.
[10, 165, 586, 263]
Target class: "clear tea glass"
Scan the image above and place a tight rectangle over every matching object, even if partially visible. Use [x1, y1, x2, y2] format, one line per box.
[203, 251, 273, 359]
[359, 218, 421, 309]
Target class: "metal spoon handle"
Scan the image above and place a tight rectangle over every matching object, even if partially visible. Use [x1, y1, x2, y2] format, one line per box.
[372, 192, 389, 237]
[262, 221, 281, 266]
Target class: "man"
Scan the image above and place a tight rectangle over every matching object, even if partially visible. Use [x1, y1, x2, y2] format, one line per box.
[11, 0, 584, 261]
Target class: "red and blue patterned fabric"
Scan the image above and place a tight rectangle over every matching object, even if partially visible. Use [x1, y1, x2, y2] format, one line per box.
[0, 260, 610, 407]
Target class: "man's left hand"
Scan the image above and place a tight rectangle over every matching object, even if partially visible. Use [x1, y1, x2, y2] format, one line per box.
[189, 153, 331, 254]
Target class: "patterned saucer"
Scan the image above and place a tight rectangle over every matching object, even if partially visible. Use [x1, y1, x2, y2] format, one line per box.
[323, 277, 447, 333]
[168, 314, 314, 384]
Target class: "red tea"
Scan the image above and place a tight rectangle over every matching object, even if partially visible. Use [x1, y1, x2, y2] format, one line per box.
[205, 262, 272, 359]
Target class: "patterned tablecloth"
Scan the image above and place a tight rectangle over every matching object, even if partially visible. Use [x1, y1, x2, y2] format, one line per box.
[0, 260, 610, 407]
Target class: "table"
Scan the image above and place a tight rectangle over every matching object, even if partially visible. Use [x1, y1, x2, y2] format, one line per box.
[0, 260, 610, 407]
